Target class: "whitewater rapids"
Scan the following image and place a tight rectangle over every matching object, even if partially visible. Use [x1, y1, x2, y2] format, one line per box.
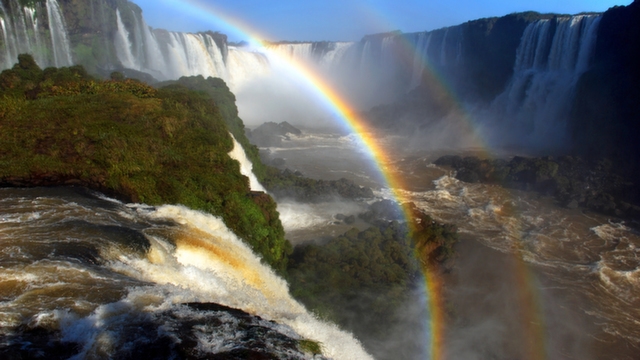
[0, 187, 372, 359]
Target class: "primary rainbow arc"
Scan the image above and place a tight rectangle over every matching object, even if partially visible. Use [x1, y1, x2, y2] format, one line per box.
[153, 1, 475, 358]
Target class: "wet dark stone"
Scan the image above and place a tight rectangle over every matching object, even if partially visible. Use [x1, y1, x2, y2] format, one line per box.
[245, 122, 302, 147]
[456, 168, 480, 183]
[434, 154, 640, 220]
[2, 302, 318, 360]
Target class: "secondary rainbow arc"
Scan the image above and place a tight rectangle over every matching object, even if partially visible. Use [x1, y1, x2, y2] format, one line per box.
[152, 1, 480, 358]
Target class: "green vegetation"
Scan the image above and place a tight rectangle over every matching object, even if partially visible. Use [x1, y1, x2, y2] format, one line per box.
[287, 205, 457, 355]
[0, 54, 290, 272]
[297, 339, 322, 356]
[156, 76, 375, 202]
[261, 168, 374, 202]
[156, 76, 267, 178]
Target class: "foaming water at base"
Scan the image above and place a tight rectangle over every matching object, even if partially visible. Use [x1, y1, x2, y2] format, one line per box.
[399, 173, 640, 349]
[0, 188, 372, 359]
[258, 129, 383, 189]
[276, 199, 374, 245]
[256, 127, 640, 356]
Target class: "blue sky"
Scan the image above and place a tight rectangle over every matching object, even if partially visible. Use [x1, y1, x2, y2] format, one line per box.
[133, 0, 631, 42]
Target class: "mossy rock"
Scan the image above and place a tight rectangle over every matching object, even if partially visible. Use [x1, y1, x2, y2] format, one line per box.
[0, 55, 290, 272]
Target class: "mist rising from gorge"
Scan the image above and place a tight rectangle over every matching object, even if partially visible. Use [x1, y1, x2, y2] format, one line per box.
[1, 1, 640, 358]
[0, 0, 630, 158]
[231, 12, 611, 159]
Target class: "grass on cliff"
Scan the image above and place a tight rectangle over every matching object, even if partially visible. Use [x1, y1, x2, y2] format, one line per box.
[0, 54, 290, 272]
[156, 76, 267, 179]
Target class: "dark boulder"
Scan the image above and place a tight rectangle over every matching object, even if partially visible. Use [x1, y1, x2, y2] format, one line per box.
[456, 168, 480, 183]
[246, 122, 303, 147]
[434, 155, 463, 168]
[434, 154, 639, 220]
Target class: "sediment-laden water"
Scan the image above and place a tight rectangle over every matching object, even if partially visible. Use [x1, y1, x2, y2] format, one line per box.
[267, 128, 640, 358]
[0, 187, 372, 359]
[2, 127, 638, 359]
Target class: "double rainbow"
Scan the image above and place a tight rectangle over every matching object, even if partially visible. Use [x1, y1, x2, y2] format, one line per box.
[152, 0, 452, 357]
[149, 1, 545, 359]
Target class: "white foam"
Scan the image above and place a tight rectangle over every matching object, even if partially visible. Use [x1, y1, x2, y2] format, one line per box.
[591, 222, 632, 242]
[119, 205, 374, 359]
[278, 201, 364, 231]
[227, 133, 267, 192]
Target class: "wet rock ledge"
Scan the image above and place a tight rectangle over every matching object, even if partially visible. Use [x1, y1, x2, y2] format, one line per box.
[435, 155, 640, 220]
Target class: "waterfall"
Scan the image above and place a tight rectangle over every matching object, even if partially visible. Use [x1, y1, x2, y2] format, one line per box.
[114, 6, 169, 79]
[264, 42, 359, 68]
[0, 17, 13, 69]
[0, 0, 72, 69]
[492, 14, 603, 147]
[440, 28, 449, 65]
[514, 19, 553, 71]
[409, 32, 433, 88]
[23, 7, 45, 65]
[46, 0, 73, 67]
[137, 205, 372, 359]
[256, 27, 465, 108]
[0, 1, 607, 144]
[0, 0, 267, 89]
[380, 36, 397, 69]
[140, 15, 166, 74]
[225, 46, 270, 89]
[0, 188, 372, 359]
[0, 1, 25, 68]
[111, 6, 268, 90]
[176, 33, 224, 77]
[227, 133, 267, 192]
[318, 41, 353, 67]
[114, 9, 137, 70]
[267, 42, 314, 61]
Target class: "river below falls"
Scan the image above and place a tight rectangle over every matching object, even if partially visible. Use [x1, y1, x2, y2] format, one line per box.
[268, 127, 640, 359]
[1, 126, 638, 359]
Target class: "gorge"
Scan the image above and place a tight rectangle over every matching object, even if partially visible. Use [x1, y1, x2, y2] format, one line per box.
[1, 0, 639, 359]
[1, 0, 637, 161]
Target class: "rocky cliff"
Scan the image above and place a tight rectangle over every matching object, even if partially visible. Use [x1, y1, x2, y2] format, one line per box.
[2, 0, 638, 169]
[571, 0, 640, 168]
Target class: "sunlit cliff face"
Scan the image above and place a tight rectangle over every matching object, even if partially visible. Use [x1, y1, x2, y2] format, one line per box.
[1, 1, 639, 359]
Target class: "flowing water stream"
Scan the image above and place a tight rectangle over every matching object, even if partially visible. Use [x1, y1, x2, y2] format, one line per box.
[267, 128, 640, 358]
[0, 187, 372, 359]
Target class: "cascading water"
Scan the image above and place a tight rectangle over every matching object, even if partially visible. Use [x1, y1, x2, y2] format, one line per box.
[491, 15, 602, 148]
[169, 32, 227, 78]
[46, 0, 73, 67]
[0, 17, 13, 69]
[114, 6, 168, 79]
[0, 187, 372, 359]
[0, 0, 73, 69]
[224, 46, 271, 89]
[268, 42, 314, 61]
[409, 32, 433, 88]
[1, 1, 27, 68]
[0, 0, 458, 111]
[227, 133, 267, 192]
[22, 7, 44, 65]
[112, 6, 268, 90]
[114, 9, 137, 70]
[262, 27, 465, 109]
[318, 42, 352, 67]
